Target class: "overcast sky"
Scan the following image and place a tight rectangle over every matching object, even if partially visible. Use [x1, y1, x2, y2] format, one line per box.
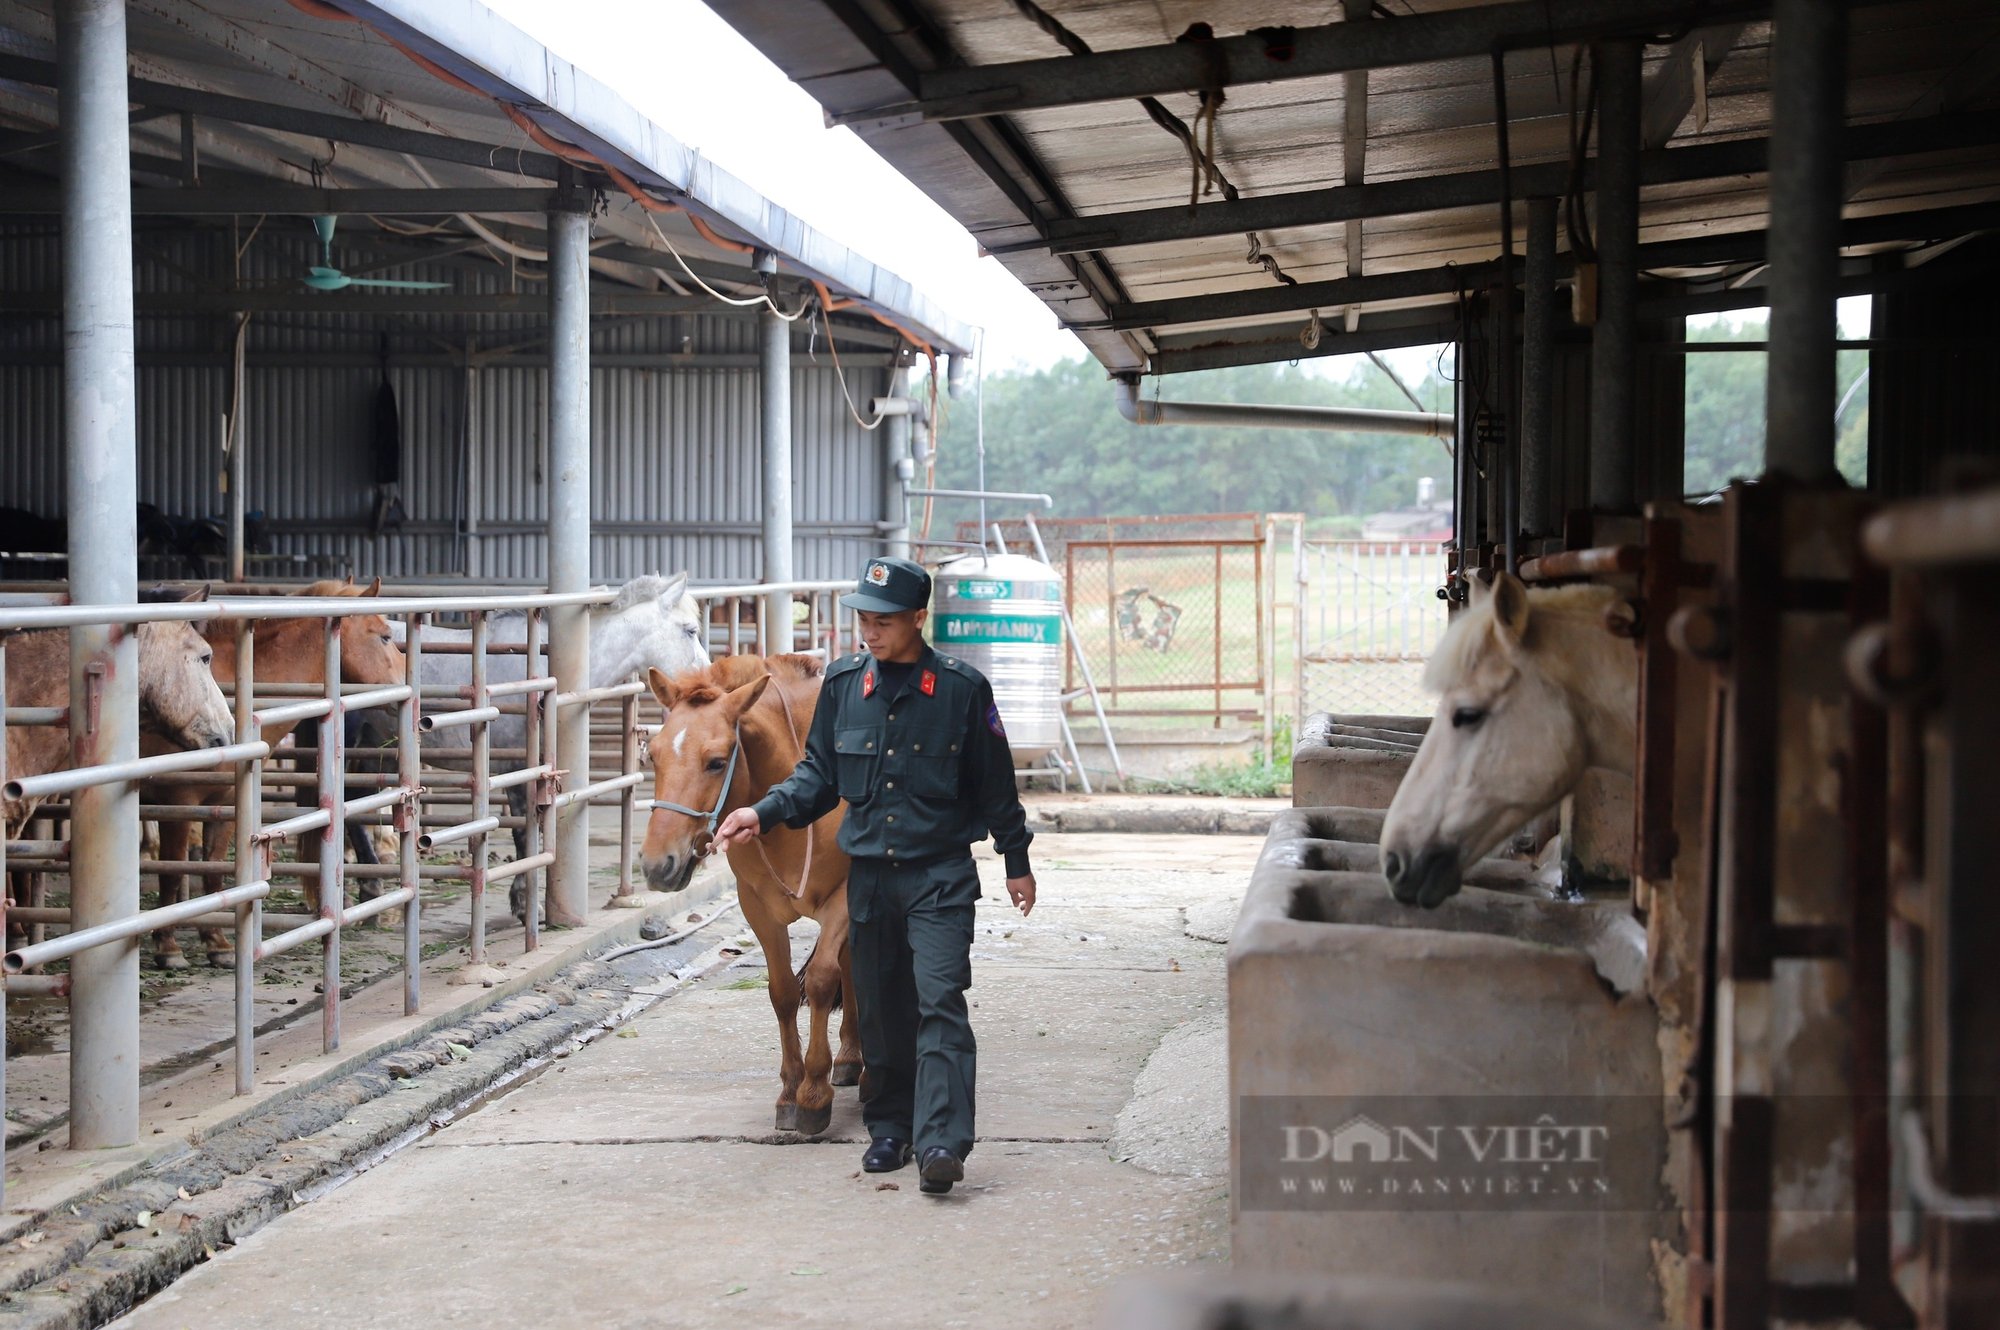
[481, 0, 1084, 372]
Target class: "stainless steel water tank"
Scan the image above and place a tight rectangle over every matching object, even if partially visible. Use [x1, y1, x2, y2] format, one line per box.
[930, 552, 1064, 764]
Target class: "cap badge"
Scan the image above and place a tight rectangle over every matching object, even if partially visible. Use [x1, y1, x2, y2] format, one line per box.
[865, 562, 891, 586]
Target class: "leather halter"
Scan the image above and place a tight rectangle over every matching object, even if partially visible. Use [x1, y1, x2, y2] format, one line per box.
[648, 726, 743, 861]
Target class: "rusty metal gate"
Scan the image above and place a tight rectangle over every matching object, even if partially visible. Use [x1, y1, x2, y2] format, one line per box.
[1063, 535, 1268, 728]
[1294, 539, 1451, 721]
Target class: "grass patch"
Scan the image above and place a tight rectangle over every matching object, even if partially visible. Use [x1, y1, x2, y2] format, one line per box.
[1132, 718, 1292, 798]
[722, 974, 768, 990]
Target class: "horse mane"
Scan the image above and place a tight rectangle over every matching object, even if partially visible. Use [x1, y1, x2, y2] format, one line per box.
[606, 572, 689, 615]
[1424, 581, 1619, 693]
[301, 579, 361, 597]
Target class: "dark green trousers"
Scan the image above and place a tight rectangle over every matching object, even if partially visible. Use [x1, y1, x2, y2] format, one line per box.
[847, 855, 979, 1159]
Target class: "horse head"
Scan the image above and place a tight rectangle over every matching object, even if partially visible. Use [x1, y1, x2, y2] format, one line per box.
[593, 572, 706, 686]
[136, 588, 233, 751]
[313, 577, 406, 685]
[1379, 573, 1636, 909]
[639, 664, 771, 893]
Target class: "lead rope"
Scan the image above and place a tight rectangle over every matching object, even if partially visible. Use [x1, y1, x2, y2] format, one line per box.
[745, 679, 814, 901]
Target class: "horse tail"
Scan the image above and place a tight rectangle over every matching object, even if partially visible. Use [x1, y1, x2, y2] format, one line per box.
[794, 934, 843, 1010]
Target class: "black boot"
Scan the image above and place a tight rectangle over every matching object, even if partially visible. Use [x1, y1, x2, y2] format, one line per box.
[918, 1147, 964, 1195]
[862, 1137, 913, 1173]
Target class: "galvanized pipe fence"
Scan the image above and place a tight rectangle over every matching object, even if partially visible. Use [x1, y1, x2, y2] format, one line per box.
[0, 586, 644, 1190]
[0, 574, 891, 1187]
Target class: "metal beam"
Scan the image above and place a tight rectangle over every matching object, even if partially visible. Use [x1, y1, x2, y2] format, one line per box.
[1764, 0, 1849, 483]
[1070, 198, 2000, 333]
[1149, 309, 1462, 376]
[1520, 198, 1558, 538]
[1590, 38, 1643, 512]
[1342, 0, 1369, 281]
[830, 0, 1773, 128]
[1076, 262, 1493, 333]
[0, 52, 566, 178]
[1641, 22, 1749, 148]
[0, 103, 173, 158]
[0, 184, 556, 216]
[0, 290, 760, 315]
[990, 110, 2000, 256]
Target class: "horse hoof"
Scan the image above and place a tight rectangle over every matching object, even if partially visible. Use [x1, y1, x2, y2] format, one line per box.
[791, 1103, 833, 1137]
[774, 1104, 801, 1133]
[152, 953, 190, 972]
[207, 952, 236, 970]
[830, 1062, 862, 1088]
[510, 879, 530, 925]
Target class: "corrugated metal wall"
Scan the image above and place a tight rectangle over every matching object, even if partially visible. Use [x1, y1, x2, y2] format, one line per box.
[0, 227, 898, 585]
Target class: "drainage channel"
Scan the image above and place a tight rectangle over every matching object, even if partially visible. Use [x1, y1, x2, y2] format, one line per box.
[283, 900, 745, 1210]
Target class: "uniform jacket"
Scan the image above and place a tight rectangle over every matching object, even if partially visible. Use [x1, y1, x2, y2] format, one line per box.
[751, 643, 1032, 871]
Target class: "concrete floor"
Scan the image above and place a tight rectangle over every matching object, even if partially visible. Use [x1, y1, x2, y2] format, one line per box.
[113, 832, 1257, 1330]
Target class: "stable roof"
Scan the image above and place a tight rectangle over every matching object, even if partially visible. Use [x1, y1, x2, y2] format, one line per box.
[705, 0, 2000, 375]
[0, 0, 975, 356]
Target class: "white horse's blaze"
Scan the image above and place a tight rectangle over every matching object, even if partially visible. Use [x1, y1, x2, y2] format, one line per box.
[672, 727, 687, 758]
[1378, 573, 1639, 908]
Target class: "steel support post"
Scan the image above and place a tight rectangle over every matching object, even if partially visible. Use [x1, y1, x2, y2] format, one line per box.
[60, 0, 141, 1150]
[1521, 198, 1558, 538]
[1590, 38, 1642, 512]
[1764, 0, 1849, 482]
[884, 364, 913, 558]
[546, 205, 592, 928]
[757, 250, 795, 646]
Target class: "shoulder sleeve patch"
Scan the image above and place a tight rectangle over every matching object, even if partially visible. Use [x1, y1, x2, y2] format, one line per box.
[986, 703, 1007, 738]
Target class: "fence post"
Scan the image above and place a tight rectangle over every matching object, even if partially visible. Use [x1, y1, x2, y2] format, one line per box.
[61, 0, 142, 1152]
[547, 202, 593, 928]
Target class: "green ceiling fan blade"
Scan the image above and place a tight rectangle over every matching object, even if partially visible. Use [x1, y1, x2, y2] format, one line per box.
[340, 277, 453, 290]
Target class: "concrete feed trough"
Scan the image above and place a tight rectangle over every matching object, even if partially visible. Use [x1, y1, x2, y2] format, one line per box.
[1228, 817, 1669, 1318]
[1264, 809, 1560, 898]
[1291, 713, 1426, 809]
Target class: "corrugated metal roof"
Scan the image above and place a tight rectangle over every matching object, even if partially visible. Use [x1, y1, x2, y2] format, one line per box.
[706, 0, 2000, 374]
[0, 0, 973, 355]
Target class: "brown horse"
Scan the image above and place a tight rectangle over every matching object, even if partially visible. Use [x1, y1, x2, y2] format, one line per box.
[640, 654, 861, 1136]
[144, 578, 405, 967]
[3, 594, 234, 836]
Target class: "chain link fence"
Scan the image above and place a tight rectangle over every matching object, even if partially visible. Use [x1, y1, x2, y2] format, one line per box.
[1294, 540, 1450, 720]
[1063, 536, 1267, 728]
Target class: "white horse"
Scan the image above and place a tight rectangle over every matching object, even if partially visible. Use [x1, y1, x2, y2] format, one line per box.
[1379, 572, 1637, 909]
[374, 572, 711, 917]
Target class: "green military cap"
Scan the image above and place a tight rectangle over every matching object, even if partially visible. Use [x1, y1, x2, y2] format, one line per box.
[842, 555, 931, 613]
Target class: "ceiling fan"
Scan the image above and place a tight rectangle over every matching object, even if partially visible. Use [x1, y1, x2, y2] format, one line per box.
[302, 215, 451, 293]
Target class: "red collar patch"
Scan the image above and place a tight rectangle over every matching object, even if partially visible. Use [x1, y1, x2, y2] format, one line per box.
[862, 669, 876, 699]
[920, 670, 937, 696]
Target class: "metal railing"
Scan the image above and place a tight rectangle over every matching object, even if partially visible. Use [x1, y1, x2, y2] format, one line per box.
[690, 579, 863, 659]
[1294, 539, 1451, 721]
[0, 586, 629, 1178]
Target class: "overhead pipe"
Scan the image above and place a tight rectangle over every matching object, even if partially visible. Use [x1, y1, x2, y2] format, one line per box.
[1113, 377, 1450, 438]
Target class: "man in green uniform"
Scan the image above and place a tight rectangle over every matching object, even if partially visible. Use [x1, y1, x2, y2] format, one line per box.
[713, 555, 1036, 1196]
